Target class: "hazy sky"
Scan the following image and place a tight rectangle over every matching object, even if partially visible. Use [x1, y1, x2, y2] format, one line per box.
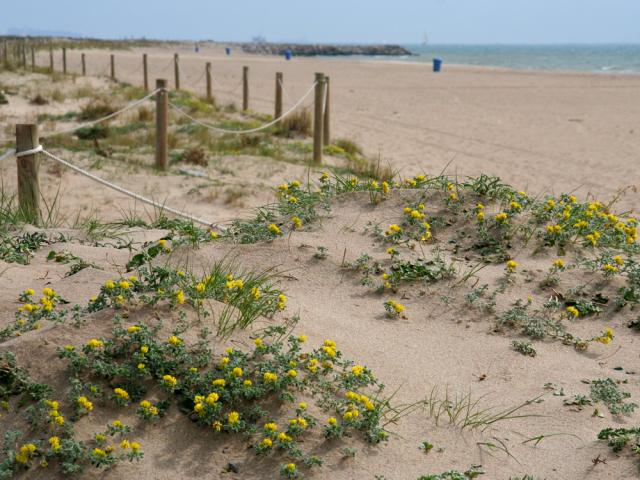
[3, 0, 640, 44]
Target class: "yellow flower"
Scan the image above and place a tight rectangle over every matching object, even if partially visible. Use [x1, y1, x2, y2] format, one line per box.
[297, 334, 307, 343]
[553, 259, 565, 269]
[140, 345, 149, 354]
[210, 230, 219, 239]
[24, 288, 35, 296]
[495, 212, 508, 223]
[228, 411, 240, 425]
[196, 283, 206, 294]
[86, 338, 103, 349]
[260, 438, 273, 448]
[211, 421, 222, 431]
[268, 224, 282, 235]
[285, 463, 296, 473]
[114, 388, 130, 400]
[603, 264, 619, 273]
[232, 367, 243, 377]
[92, 448, 107, 458]
[254, 338, 263, 347]
[140, 400, 151, 409]
[130, 442, 141, 453]
[105, 280, 115, 290]
[510, 201, 522, 211]
[264, 422, 278, 431]
[476, 211, 485, 221]
[264, 372, 278, 382]
[163, 375, 177, 387]
[219, 356, 230, 368]
[506, 260, 518, 272]
[277, 432, 292, 442]
[175, 289, 185, 304]
[212, 379, 226, 387]
[393, 302, 405, 313]
[112, 420, 123, 428]
[120, 439, 130, 450]
[298, 402, 307, 410]
[566, 306, 580, 318]
[243, 379, 252, 386]
[388, 224, 401, 233]
[327, 417, 337, 425]
[287, 369, 297, 378]
[382, 181, 389, 194]
[167, 335, 182, 346]
[613, 255, 624, 266]
[351, 365, 364, 376]
[127, 325, 140, 333]
[206, 393, 219, 405]
[119, 280, 131, 290]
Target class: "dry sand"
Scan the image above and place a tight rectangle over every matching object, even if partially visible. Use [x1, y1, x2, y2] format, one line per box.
[0, 45, 639, 479]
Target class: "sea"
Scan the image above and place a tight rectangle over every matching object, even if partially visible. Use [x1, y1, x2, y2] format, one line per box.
[377, 44, 640, 74]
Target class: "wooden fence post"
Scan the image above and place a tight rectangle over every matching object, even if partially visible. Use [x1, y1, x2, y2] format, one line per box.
[49, 44, 54, 72]
[30, 47, 35, 71]
[275, 72, 283, 119]
[110, 54, 115, 81]
[205, 62, 212, 102]
[21, 42, 26, 68]
[313, 72, 325, 165]
[16, 124, 40, 223]
[143, 54, 148, 91]
[81, 53, 86, 76]
[62, 47, 67, 74]
[323, 76, 331, 146]
[174, 53, 180, 90]
[242, 66, 249, 111]
[155, 79, 168, 171]
[2, 40, 7, 67]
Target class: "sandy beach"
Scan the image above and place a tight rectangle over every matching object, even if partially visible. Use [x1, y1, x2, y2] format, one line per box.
[1, 43, 639, 479]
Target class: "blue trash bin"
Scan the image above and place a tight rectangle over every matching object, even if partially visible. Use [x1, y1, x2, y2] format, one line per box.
[225, 47, 231, 56]
[284, 49, 292, 61]
[433, 58, 442, 72]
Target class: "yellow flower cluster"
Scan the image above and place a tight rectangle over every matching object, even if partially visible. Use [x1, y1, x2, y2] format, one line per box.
[45, 399, 64, 426]
[167, 335, 182, 346]
[86, 338, 103, 349]
[385, 224, 402, 236]
[139, 400, 159, 416]
[566, 306, 580, 318]
[15, 443, 37, 464]
[228, 411, 240, 425]
[114, 388, 130, 400]
[264, 422, 278, 431]
[77, 396, 93, 412]
[553, 259, 565, 269]
[322, 339, 337, 358]
[387, 300, 405, 314]
[277, 293, 287, 311]
[268, 223, 282, 235]
[225, 279, 244, 290]
[595, 328, 614, 345]
[263, 372, 278, 382]
[351, 365, 364, 376]
[175, 289, 186, 304]
[49, 436, 61, 451]
[495, 212, 508, 223]
[346, 391, 375, 411]
[162, 375, 177, 387]
[506, 260, 518, 272]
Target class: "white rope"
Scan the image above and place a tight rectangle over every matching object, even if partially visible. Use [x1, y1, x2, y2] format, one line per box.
[42, 89, 159, 138]
[323, 80, 329, 116]
[40, 149, 215, 227]
[168, 81, 316, 135]
[16, 145, 43, 157]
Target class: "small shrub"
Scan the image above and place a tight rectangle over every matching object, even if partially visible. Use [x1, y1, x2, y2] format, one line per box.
[180, 147, 207, 166]
[79, 100, 116, 121]
[30, 93, 48, 105]
[278, 108, 311, 137]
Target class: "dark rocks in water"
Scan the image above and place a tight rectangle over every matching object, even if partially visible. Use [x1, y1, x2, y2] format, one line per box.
[241, 43, 412, 57]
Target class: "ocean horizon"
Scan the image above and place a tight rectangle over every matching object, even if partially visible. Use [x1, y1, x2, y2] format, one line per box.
[355, 44, 640, 74]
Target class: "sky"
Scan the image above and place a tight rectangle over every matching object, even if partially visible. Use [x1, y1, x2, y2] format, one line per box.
[2, 0, 640, 45]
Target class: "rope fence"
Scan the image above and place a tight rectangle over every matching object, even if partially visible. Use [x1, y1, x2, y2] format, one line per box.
[0, 45, 331, 227]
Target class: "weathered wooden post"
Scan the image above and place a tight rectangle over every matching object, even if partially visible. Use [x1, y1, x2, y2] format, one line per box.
[49, 44, 54, 72]
[30, 46, 35, 71]
[155, 79, 168, 171]
[143, 53, 148, 91]
[205, 62, 212, 102]
[81, 53, 86, 76]
[2, 40, 8, 67]
[21, 41, 27, 68]
[62, 47, 67, 74]
[313, 72, 325, 165]
[174, 53, 180, 90]
[242, 66, 249, 111]
[110, 54, 115, 81]
[323, 76, 331, 146]
[15, 124, 40, 222]
[275, 72, 283, 119]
